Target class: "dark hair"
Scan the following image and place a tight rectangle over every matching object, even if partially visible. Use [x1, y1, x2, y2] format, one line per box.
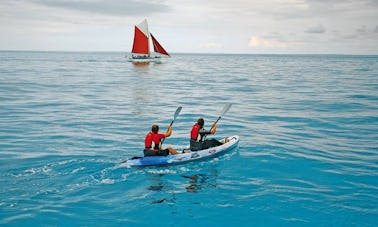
[197, 118, 204, 127]
[151, 124, 159, 133]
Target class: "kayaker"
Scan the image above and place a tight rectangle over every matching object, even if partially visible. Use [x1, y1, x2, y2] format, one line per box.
[190, 118, 223, 151]
[144, 124, 179, 156]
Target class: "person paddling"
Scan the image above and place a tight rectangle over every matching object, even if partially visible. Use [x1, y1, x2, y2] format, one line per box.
[190, 118, 224, 151]
[144, 124, 179, 156]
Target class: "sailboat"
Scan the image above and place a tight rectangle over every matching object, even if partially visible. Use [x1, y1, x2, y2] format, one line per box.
[128, 19, 170, 63]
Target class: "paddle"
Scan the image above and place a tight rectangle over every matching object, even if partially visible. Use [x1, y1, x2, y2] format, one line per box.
[161, 106, 182, 146]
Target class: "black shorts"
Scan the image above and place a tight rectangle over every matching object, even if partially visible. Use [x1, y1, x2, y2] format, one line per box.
[144, 148, 169, 156]
[190, 139, 222, 151]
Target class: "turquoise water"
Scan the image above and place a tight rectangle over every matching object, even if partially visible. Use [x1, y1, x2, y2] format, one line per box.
[0, 51, 377, 226]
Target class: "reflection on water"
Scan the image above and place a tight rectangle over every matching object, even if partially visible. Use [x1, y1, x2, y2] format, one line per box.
[151, 198, 167, 204]
[146, 173, 169, 204]
[132, 62, 151, 75]
[145, 169, 219, 206]
[148, 184, 164, 191]
[132, 61, 150, 66]
[183, 175, 198, 193]
[182, 171, 218, 193]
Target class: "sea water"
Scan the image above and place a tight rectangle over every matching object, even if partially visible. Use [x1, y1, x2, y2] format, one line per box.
[0, 51, 377, 226]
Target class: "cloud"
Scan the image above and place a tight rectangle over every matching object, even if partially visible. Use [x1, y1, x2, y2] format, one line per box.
[248, 36, 287, 48]
[0, 0, 377, 54]
[356, 25, 367, 34]
[31, 0, 171, 16]
[305, 25, 326, 34]
[335, 25, 378, 40]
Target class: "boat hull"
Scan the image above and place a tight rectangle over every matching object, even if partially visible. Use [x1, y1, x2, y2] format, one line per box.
[128, 56, 162, 63]
[123, 135, 239, 167]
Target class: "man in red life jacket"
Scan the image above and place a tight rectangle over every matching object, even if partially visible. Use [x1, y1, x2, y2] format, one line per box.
[144, 124, 179, 156]
[190, 118, 223, 151]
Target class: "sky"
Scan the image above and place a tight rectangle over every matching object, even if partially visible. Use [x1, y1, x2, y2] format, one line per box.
[0, 0, 377, 54]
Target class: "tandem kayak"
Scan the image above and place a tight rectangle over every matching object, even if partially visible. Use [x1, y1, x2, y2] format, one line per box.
[123, 135, 239, 167]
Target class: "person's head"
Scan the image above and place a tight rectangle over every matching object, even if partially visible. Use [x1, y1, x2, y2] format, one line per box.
[151, 124, 159, 133]
[197, 118, 204, 127]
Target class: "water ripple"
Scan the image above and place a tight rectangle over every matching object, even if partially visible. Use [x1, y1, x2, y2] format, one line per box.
[1, 52, 377, 225]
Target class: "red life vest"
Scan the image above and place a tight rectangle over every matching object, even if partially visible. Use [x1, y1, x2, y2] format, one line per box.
[145, 132, 165, 150]
[191, 123, 201, 141]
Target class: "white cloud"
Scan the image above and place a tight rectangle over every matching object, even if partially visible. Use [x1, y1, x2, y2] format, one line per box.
[248, 36, 288, 48]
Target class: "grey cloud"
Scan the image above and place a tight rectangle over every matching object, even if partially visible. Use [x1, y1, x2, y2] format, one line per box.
[262, 32, 283, 39]
[342, 34, 359, 39]
[31, 0, 171, 16]
[334, 25, 378, 40]
[264, 0, 378, 20]
[305, 25, 326, 34]
[356, 26, 367, 34]
[354, 25, 378, 37]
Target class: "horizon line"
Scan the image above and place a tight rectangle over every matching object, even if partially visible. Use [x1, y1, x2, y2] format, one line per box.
[0, 49, 377, 56]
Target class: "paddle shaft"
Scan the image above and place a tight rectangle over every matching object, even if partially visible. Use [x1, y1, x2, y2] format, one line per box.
[202, 104, 232, 141]
[210, 104, 232, 131]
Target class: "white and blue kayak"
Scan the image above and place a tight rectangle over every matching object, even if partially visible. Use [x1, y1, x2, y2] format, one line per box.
[123, 135, 239, 167]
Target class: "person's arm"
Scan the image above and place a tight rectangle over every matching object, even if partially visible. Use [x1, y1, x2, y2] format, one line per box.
[165, 125, 173, 137]
[199, 124, 216, 138]
[210, 123, 217, 135]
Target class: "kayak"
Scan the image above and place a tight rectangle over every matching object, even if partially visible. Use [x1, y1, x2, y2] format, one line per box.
[123, 135, 239, 167]
[124, 135, 239, 167]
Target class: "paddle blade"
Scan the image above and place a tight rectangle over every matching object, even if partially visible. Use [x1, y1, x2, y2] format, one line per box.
[214, 103, 232, 125]
[163, 106, 182, 145]
[220, 103, 232, 116]
[173, 106, 182, 122]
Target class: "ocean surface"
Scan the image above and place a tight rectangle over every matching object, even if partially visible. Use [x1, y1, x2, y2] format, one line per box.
[0, 51, 377, 226]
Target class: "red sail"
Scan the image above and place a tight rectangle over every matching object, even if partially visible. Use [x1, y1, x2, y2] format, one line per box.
[131, 26, 149, 55]
[151, 33, 170, 56]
